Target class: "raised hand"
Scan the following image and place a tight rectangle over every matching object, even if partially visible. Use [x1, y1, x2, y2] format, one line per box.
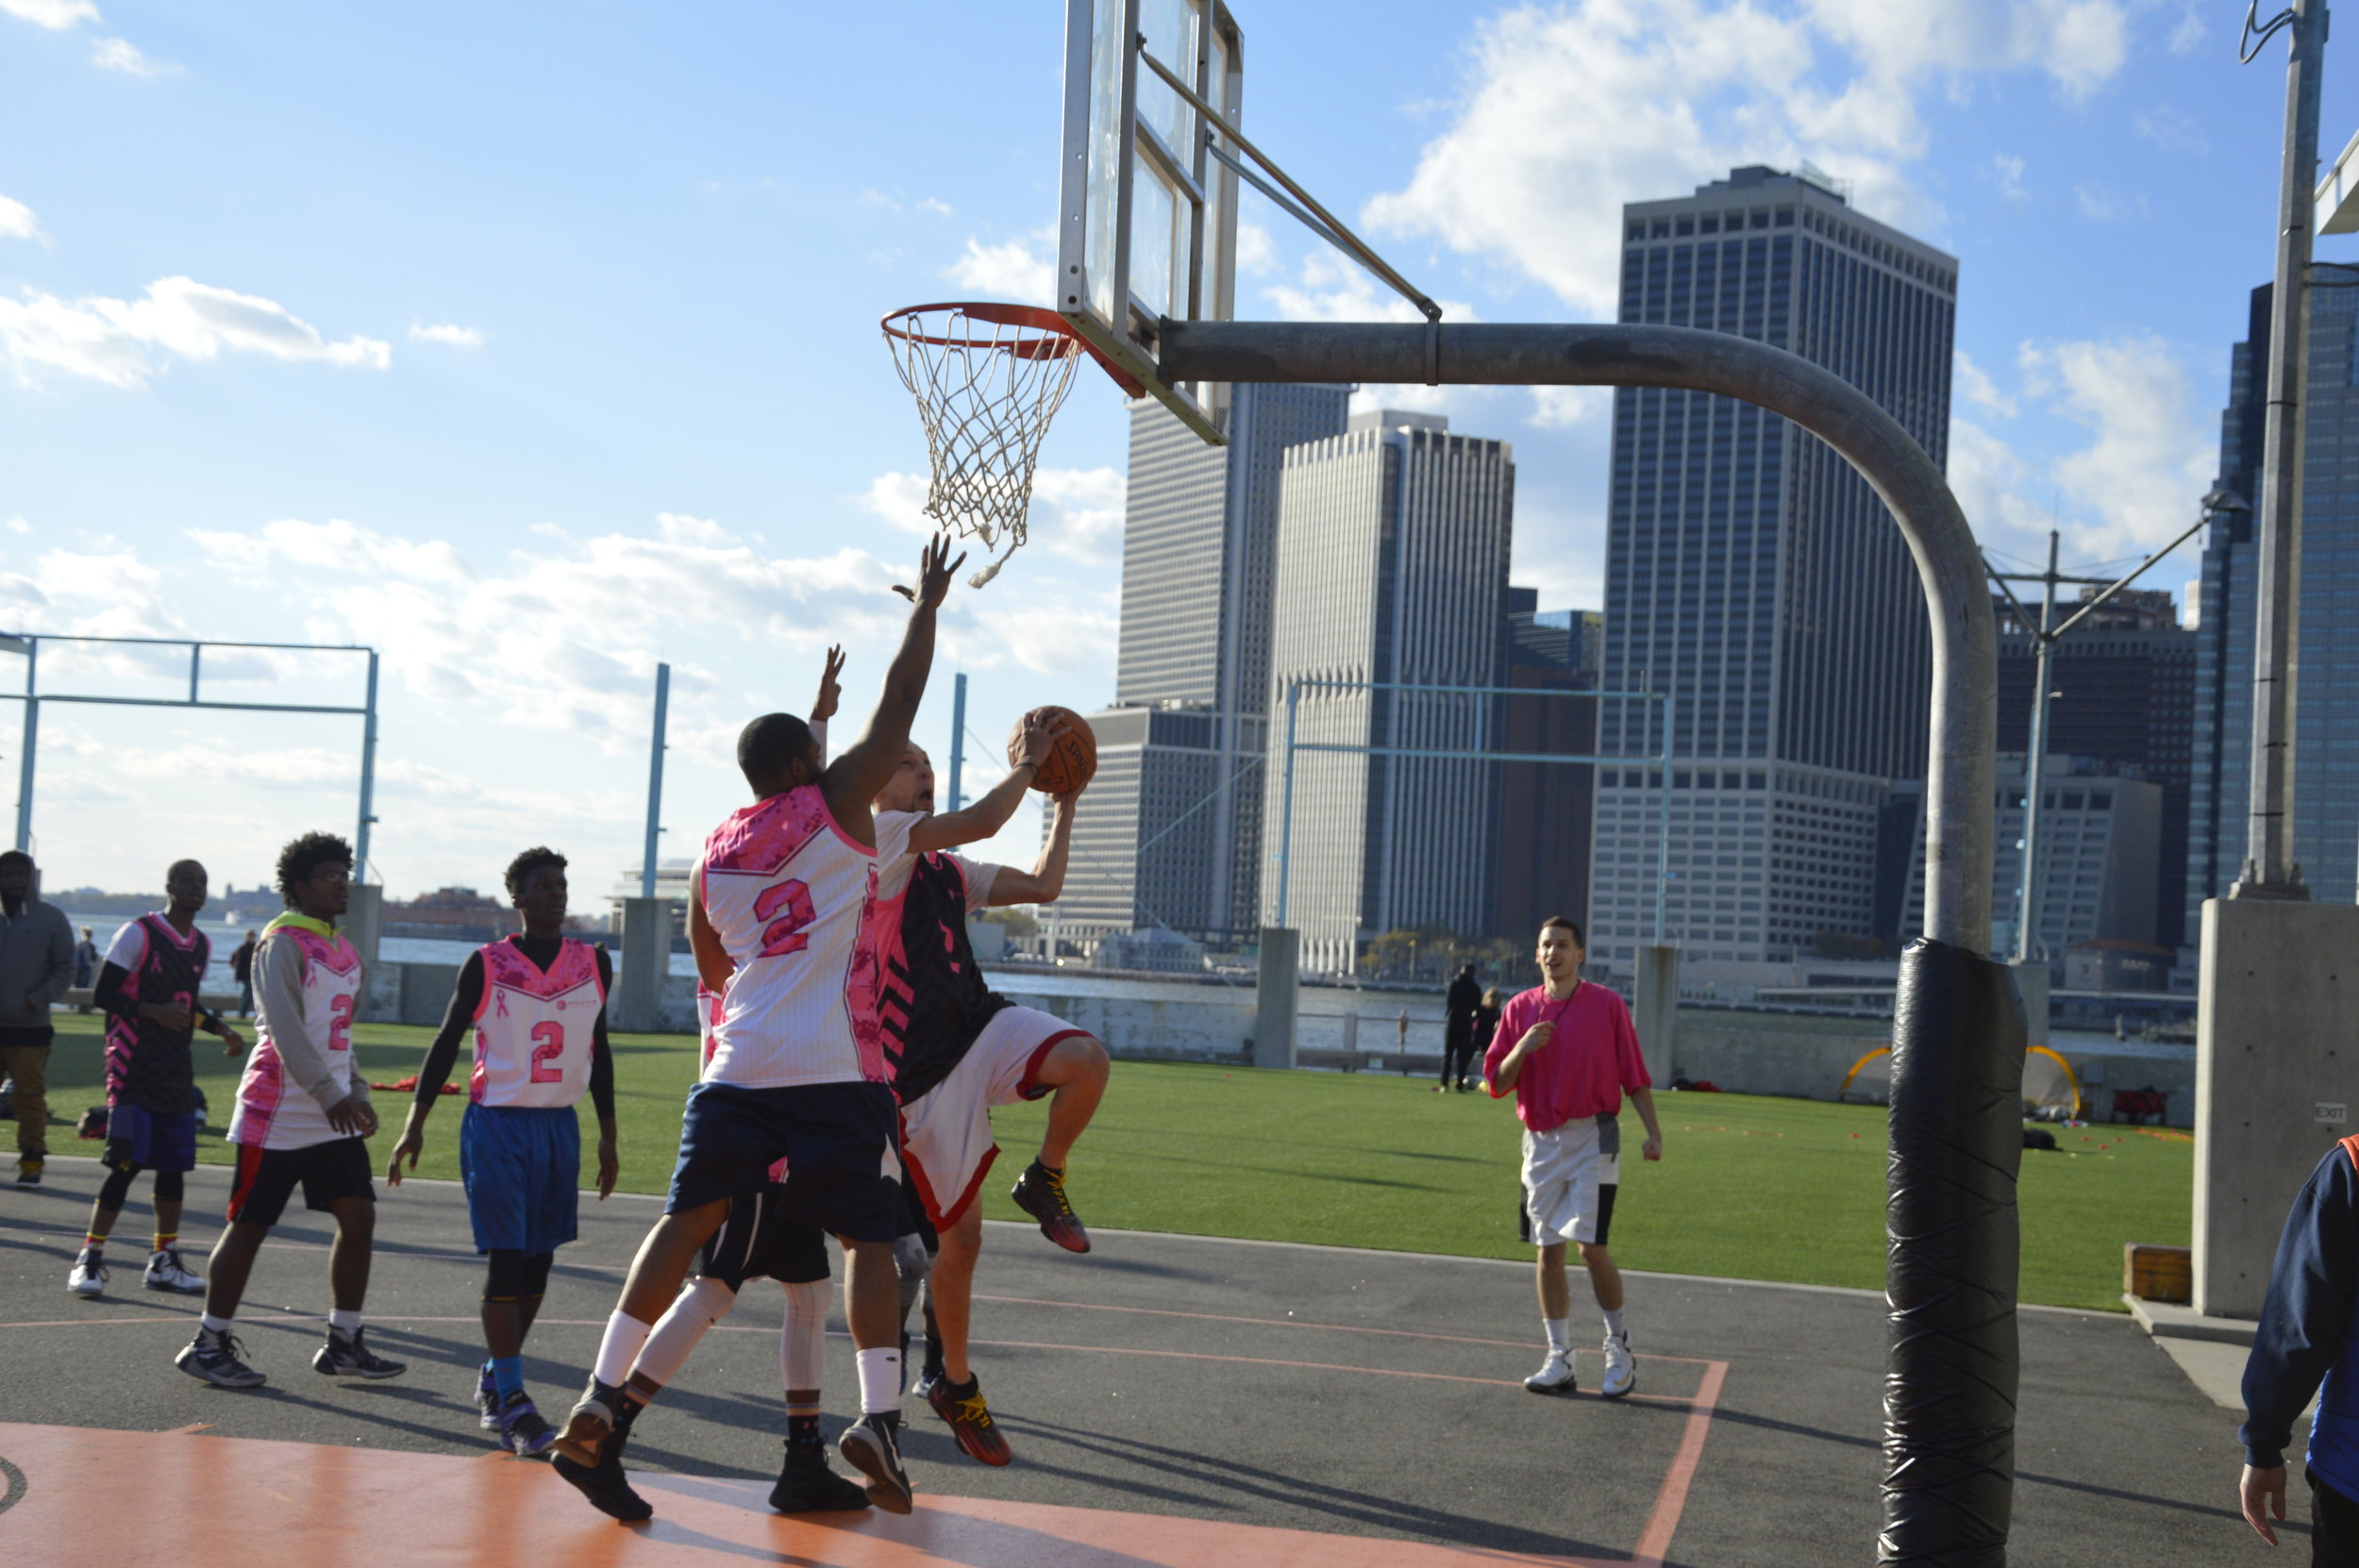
[893, 533, 966, 608]
[812, 645, 846, 724]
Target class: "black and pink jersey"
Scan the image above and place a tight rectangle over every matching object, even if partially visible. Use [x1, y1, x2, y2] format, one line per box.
[872, 810, 1007, 1104]
[100, 912, 207, 1115]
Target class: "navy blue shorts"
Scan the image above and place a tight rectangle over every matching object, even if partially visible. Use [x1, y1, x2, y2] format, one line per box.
[702, 1184, 831, 1289]
[667, 1080, 901, 1243]
[103, 1103, 198, 1175]
[460, 1103, 581, 1255]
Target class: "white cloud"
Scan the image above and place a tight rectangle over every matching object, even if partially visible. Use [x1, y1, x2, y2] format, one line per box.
[1262, 249, 1477, 325]
[858, 465, 1127, 566]
[2167, 4, 2206, 55]
[1955, 350, 2017, 417]
[0, 276, 391, 389]
[3, 515, 30, 535]
[408, 321, 486, 348]
[0, 0, 101, 28]
[0, 193, 46, 244]
[1993, 154, 2028, 202]
[90, 36, 166, 75]
[2134, 105, 2208, 156]
[2074, 182, 2149, 223]
[944, 230, 1056, 304]
[1235, 219, 1277, 275]
[1528, 386, 1611, 427]
[1364, 0, 2134, 315]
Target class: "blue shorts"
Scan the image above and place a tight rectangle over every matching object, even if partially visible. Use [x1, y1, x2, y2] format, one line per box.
[460, 1103, 581, 1256]
[103, 1103, 198, 1175]
[667, 1080, 901, 1244]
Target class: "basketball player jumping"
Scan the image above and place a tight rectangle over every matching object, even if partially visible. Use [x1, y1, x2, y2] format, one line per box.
[554, 535, 960, 1520]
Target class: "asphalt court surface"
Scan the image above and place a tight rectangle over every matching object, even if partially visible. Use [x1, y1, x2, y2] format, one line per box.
[0, 1155, 2280, 1564]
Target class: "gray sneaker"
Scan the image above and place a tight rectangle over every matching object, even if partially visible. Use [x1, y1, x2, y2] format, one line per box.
[176, 1328, 267, 1389]
[313, 1325, 406, 1379]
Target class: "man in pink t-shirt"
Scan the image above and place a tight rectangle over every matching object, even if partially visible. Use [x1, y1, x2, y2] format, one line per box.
[1484, 916, 1664, 1398]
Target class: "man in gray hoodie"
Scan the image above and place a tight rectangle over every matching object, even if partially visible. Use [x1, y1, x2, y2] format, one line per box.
[0, 849, 76, 1189]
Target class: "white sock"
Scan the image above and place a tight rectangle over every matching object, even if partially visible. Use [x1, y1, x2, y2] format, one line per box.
[1544, 1317, 1571, 1354]
[635, 1278, 735, 1388]
[1602, 1307, 1627, 1340]
[201, 1312, 233, 1334]
[781, 1279, 831, 1393]
[328, 1308, 362, 1333]
[856, 1345, 903, 1414]
[593, 1310, 655, 1387]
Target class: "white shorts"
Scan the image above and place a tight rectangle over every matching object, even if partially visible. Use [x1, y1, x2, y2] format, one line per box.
[900, 1006, 1087, 1228]
[1522, 1116, 1620, 1247]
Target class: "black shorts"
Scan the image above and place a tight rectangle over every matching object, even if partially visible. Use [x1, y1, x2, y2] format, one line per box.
[226, 1138, 374, 1226]
[702, 1184, 831, 1289]
[899, 1176, 938, 1253]
[666, 1080, 901, 1243]
[1517, 1179, 1615, 1248]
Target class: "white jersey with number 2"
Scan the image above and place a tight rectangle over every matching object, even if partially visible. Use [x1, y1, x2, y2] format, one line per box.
[470, 936, 604, 1109]
[696, 782, 887, 1089]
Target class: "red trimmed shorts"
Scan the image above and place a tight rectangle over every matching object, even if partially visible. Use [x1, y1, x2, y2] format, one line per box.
[898, 1006, 1084, 1229]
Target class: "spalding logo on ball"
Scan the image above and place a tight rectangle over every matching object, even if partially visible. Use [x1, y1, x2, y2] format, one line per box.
[1008, 706, 1096, 794]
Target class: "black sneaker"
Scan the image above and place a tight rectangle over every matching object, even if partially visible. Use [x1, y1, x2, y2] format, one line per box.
[1010, 1159, 1090, 1253]
[176, 1327, 267, 1389]
[837, 1412, 914, 1515]
[769, 1440, 871, 1512]
[555, 1378, 624, 1467]
[13, 1157, 42, 1190]
[475, 1363, 501, 1429]
[313, 1325, 406, 1379]
[552, 1427, 654, 1523]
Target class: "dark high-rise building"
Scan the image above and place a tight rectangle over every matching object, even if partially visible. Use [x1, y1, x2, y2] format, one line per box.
[1993, 588, 2195, 951]
[2186, 282, 2359, 938]
[1497, 587, 1601, 944]
[1587, 166, 1958, 981]
[1056, 383, 1350, 942]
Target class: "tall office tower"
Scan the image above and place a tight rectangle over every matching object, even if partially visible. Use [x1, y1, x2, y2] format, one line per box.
[1587, 166, 1957, 983]
[1497, 588, 1602, 945]
[2185, 281, 2359, 941]
[1053, 383, 1350, 942]
[1259, 410, 1515, 975]
[1993, 588, 2196, 953]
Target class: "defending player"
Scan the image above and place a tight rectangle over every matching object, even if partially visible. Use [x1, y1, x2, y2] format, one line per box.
[868, 734, 1105, 1464]
[176, 832, 406, 1388]
[69, 859, 245, 1298]
[385, 846, 620, 1456]
[1484, 917, 1663, 1399]
[553, 535, 958, 1520]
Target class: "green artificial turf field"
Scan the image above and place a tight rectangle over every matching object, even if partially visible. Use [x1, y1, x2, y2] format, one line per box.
[25, 1014, 2186, 1312]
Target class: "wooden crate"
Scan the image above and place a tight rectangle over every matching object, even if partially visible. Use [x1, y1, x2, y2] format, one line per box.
[2125, 1243, 2192, 1304]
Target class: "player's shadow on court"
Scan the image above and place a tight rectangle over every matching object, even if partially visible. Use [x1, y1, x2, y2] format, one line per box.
[1008, 1417, 1614, 1559]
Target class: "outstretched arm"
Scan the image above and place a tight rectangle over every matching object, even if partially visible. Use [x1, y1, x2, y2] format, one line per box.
[909, 709, 1062, 853]
[822, 535, 962, 841]
[983, 791, 1079, 906]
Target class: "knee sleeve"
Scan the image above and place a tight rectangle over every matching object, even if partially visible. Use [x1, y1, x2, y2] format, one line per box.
[96, 1166, 138, 1211]
[483, 1247, 528, 1303]
[153, 1168, 184, 1204]
[894, 1232, 931, 1323]
[780, 1278, 831, 1393]
[633, 1276, 737, 1390]
[519, 1251, 553, 1300]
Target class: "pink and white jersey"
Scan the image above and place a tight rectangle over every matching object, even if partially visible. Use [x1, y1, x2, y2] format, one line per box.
[228, 923, 362, 1151]
[696, 783, 887, 1088]
[470, 936, 604, 1109]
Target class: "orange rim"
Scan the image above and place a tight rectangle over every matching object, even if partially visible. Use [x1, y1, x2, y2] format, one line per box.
[881, 301, 1147, 396]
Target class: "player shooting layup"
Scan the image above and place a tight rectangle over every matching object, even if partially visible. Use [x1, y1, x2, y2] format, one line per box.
[553, 535, 959, 1520]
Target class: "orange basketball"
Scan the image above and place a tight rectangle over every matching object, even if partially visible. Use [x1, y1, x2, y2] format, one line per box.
[1010, 706, 1096, 794]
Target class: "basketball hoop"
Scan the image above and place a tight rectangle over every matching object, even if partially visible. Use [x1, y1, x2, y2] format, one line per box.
[881, 302, 1143, 588]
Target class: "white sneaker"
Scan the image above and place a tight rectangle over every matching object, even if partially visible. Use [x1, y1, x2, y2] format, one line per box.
[1600, 1332, 1636, 1399]
[1523, 1347, 1577, 1394]
[67, 1251, 106, 1297]
[145, 1247, 204, 1294]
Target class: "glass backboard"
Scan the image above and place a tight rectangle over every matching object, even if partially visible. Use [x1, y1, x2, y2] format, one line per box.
[1059, 0, 1242, 444]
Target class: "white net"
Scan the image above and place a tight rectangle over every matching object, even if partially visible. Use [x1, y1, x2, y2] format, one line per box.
[882, 304, 1085, 588]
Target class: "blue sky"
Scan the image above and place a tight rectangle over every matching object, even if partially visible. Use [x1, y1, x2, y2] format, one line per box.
[1, 0, 2351, 902]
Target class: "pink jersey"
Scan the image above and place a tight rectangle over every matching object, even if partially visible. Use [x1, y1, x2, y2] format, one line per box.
[696, 783, 888, 1089]
[229, 922, 362, 1151]
[1483, 982, 1650, 1132]
[469, 936, 604, 1109]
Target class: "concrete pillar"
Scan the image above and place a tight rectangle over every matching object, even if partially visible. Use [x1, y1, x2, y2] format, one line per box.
[2194, 898, 2359, 1318]
[616, 896, 671, 1035]
[1635, 944, 1680, 1083]
[344, 884, 383, 1014]
[2009, 961, 2050, 1049]
[1254, 927, 1298, 1070]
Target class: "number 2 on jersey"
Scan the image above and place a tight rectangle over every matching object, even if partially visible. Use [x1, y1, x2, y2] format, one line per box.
[755, 879, 815, 957]
[327, 993, 353, 1053]
[529, 1021, 566, 1083]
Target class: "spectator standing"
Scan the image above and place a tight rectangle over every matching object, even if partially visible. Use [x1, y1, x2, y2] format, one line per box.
[2238, 1133, 2359, 1557]
[1396, 1007, 1410, 1063]
[0, 849, 78, 1188]
[1441, 964, 1481, 1093]
[1464, 988, 1503, 1094]
[230, 928, 259, 1018]
[74, 926, 98, 989]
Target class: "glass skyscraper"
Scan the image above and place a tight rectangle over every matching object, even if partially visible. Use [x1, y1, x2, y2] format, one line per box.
[1587, 167, 1958, 980]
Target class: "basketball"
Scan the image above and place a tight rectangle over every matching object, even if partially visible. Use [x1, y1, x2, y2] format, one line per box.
[1010, 706, 1096, 794]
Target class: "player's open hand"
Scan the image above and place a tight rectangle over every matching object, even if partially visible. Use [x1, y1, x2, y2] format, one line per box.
[1014, 709, 1059, 769]
[894, 532, 964, 608]
[596, 1137, 620, 1200]
[812, 645, 845, 724]
[2242, 1463, 2287, 1545]
[326, 1093, 370, 1138]
[386, 1126, 424, 1186]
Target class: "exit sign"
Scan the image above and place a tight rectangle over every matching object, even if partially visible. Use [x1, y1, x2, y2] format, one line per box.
[2318, 1103, 2350, 1126]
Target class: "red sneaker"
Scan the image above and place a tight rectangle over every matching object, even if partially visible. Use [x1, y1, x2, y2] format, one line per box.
[1010, 1160, 1090, 1254]
[927, 1375, 1013, 1466]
